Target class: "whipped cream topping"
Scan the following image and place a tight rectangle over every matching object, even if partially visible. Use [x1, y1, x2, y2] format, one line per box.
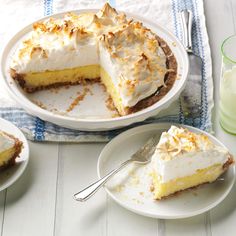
[151, 126, 229, 183]
[10, 3, 168, 108]
[0, 132, 15, 153]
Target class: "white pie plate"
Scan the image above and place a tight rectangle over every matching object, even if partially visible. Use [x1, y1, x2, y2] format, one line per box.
[0, 118, 29, 191]
[1, 9, 189, 131]
[97, 123, 235, 219]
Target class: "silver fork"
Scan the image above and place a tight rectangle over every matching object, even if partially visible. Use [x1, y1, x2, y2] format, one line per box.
[74, 135, 160, 202]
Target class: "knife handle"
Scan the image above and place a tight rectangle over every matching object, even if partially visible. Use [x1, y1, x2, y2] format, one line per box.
[180, 10, 193, 53]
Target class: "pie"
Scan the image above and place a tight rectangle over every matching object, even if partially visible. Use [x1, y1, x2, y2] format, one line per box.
[10, 3, 177, 116]
[0, 131, 23, 170]
[150, 126, 234, 200]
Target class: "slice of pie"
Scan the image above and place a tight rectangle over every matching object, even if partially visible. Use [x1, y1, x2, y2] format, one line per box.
[10, 3, 177, 116]
[0, 131, 23, 170]
[150, 126, 234, 200]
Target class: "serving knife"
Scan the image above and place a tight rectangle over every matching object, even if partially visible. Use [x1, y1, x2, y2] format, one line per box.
[180, 10, 203, 119]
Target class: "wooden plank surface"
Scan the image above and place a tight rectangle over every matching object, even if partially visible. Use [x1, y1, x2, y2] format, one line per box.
[1, 142, 59, 236]
[0, 191, 6, 236]
[107, 198, 158, 236]
[165, 215, 207, 236]
[54, 143, 107, 236]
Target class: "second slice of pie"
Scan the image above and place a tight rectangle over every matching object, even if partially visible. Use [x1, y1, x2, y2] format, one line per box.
[150, 126, 234, 200]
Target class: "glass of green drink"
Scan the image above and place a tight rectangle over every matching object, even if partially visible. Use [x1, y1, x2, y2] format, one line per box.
[220, 35, 236, 134]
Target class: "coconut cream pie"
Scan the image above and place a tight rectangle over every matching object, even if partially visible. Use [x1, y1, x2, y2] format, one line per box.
[150, 126, 234, 200]
[0, 131, 23, 170]
[10, 3, 177, 116]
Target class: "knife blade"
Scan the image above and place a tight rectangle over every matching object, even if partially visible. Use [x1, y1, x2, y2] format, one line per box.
[180, 10, 203, 119]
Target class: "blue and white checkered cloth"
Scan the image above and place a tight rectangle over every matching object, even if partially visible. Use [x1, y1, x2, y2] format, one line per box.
[0, 0, 213, 142]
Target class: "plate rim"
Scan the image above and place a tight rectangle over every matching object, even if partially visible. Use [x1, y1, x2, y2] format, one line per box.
[97, 123, 236, 219]
[1, 9, 189, 130]
[0, 117, 29, 191]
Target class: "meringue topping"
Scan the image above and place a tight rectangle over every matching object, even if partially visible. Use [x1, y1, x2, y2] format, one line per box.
[151, 126, 230, 183]
[10, 3, 169, 108]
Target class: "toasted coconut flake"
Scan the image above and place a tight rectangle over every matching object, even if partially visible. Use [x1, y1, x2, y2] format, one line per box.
[11, 2, 172, 110]
[97, 2, 118, 18]
[33, 22, 47, 32]
[30, 46, 43, 58]
[155, 126, 214, 160]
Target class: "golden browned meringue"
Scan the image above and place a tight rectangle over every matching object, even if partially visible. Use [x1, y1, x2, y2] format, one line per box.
[10, 3, 175, 111]
[151, 126, 232, 183]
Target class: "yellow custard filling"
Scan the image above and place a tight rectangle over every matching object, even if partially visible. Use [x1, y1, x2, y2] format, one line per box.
[152, 164, 224, 200]
[0, 147, 16, 166]
[21, 64, 100, 88]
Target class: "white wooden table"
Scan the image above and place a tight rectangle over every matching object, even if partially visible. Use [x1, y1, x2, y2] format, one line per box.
[1, 0, 236, 235]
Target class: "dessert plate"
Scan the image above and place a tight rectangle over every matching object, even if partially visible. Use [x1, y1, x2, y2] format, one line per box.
[1, 10, 188, 131]
[0, 118, 29, 191]
[97, 123, 235, 219]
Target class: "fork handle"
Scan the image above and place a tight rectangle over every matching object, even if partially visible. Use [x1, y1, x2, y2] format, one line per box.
[180, 10, 193, 52]
[74, 159, 131, 201]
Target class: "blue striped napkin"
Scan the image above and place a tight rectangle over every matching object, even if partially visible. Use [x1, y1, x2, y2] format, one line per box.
[0, 0, 213, 142]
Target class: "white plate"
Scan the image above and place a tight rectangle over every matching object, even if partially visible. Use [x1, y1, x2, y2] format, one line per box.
[97, 123, 235, 219]
[1, 10, 189, 131]
[0, 118, 29, 191]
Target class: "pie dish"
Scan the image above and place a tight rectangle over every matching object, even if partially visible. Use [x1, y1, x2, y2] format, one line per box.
[150, 126, 234, 200]
[2, 7, 188, 131]
[10, 3, 177, 116]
